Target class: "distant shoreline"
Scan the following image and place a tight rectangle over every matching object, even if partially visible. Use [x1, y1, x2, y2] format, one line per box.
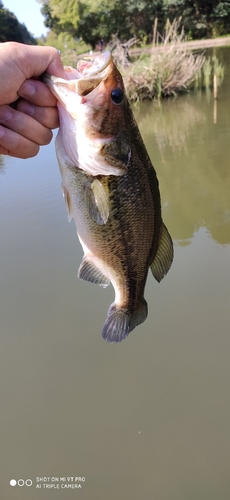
[130, 36, 230, 55]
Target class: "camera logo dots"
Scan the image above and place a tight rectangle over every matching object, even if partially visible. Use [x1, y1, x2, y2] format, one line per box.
[10, 479, 32, 487]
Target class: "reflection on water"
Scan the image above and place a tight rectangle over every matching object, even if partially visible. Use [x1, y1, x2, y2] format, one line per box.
[0, 48, 230, 500]
[135, 97, 206, 156]
[133, 67, 230, 245]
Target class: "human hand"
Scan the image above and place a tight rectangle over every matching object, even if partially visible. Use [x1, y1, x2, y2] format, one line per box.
[0, 42, 65, 158]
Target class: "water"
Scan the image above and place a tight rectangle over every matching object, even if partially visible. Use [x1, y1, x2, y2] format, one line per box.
[0, 48, 230, 499]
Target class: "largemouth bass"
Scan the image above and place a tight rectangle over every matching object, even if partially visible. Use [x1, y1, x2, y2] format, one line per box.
[44, 51, 173, 343]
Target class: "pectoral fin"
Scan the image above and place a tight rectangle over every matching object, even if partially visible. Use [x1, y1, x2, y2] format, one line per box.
[150, 223, 174, 282]
[62, 184, 72, 222]
[78, 256, 110, 288]
[85, 178, 110, 225]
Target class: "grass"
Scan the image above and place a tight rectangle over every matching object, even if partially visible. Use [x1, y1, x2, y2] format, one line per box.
[111, 19, 206, 101]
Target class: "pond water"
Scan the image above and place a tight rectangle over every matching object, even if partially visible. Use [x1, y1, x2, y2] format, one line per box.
[0, 48, 230, 499]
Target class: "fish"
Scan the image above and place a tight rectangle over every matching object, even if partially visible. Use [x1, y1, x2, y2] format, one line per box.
[43, 51, 173, 343]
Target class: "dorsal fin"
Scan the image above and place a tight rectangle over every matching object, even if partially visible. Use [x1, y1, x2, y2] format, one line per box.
[150, 223, 174, 283]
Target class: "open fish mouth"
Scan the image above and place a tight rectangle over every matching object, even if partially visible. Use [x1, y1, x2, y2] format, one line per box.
[75, 51, 112, 96]
[43, 51, 112, 98]
[76, 51, 112, 78]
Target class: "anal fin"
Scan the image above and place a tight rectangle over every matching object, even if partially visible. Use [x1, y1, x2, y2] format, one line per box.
[78, 256, 110, 288]
[150, 223, 174, 283]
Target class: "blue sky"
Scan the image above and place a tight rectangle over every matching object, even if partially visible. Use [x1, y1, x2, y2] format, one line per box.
[3, 0, 48, 37]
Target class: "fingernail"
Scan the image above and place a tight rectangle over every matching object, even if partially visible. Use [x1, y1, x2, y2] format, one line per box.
[19, 80, 35, 97]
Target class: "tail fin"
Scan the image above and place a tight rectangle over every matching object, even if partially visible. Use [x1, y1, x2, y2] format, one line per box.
[102, 300, 148, 343]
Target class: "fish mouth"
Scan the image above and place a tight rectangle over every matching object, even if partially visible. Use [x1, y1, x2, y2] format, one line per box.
[43, 51, 112, 98]
[76, 51, 112, 78]
[75, 51, 113, 96]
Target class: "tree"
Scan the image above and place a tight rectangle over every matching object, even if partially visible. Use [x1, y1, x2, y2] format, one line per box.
[163, 0, 230, 38]
[39, 0, 165, 47]
[39, 0, 230, 47]
[212, 2, 230, 35]
[39, 0, 80, 35]
[0, 2, 37, 43]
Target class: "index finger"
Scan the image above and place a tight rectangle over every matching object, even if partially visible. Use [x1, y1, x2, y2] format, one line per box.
[21, 45, 66, 79]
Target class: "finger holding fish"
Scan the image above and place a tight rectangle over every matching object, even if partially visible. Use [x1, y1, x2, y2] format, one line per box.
[0, 104, 53, 158]
[17, 99, 59, 129]
[16, 78, 59, 130]
[0, 78, 58, 157]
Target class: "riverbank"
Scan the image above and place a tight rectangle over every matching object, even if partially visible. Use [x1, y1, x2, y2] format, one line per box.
[130, 36, 230, 56]
[116, 32, 228, 101]
[73, 33, 229, 101]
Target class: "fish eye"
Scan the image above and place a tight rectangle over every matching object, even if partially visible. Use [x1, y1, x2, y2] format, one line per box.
[110, 88, 124, 105]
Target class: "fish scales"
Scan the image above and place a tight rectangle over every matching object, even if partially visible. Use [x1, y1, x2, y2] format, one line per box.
[44, 51, 173, 343]
[59, 144, 155, 306]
